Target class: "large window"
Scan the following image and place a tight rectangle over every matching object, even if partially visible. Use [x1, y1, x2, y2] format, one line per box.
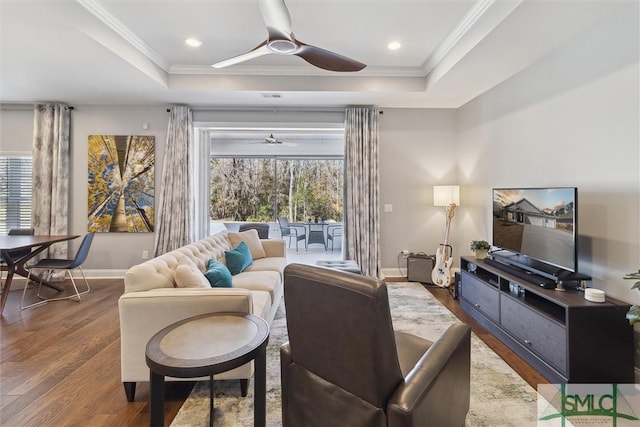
[210, 157, 343, 223]
[0, 155, 32, 235]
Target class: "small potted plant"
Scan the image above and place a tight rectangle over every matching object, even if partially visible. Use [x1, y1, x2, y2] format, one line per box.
[625, 269, 640, 325]
[470, 240, 491, 259]
[624, 269, 639, 353]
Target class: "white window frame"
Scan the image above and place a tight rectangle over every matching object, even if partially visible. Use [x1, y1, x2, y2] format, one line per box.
[0, 152, 33, 235]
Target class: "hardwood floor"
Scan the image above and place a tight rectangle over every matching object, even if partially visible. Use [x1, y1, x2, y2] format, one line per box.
[1, 278, 545, 427]
[0, 279, 194, 427]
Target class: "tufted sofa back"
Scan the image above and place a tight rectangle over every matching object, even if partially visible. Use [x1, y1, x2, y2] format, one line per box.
[124, 231, 233, 293]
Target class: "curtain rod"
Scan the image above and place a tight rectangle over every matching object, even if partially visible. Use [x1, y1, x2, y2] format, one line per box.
[0, 103, 74, 111]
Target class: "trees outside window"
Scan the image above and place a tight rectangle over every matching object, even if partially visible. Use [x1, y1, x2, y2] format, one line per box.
[210, 157, 343, 223]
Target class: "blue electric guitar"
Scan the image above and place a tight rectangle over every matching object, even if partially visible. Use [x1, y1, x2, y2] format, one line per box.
[432, 203, 457, 287]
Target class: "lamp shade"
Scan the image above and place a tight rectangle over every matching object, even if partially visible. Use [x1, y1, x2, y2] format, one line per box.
[433, 185, 460, 207]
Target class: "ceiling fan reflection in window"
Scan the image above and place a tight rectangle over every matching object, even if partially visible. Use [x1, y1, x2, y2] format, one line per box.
[246, 134, 299, 146]
[212, 0, 366, 72]
[265, 133, 298, 146]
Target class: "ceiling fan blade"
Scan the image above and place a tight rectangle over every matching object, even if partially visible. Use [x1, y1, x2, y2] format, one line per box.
[258, 0, 293, 38]
[212, 43, 270, 68]
[295, 42, 366, 72]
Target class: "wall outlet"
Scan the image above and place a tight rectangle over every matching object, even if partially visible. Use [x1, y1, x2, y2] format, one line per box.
[401, 249, 410, 258]
[142, 250, 149, 259]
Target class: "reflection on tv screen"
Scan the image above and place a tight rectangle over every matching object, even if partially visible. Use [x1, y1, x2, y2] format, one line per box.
[492, 188, 576, 271]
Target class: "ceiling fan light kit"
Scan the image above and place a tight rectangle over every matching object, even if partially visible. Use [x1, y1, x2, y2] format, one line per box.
[212, 0, 366, 72]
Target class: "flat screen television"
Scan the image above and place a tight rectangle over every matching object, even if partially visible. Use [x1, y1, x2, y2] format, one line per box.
[491, 187, 578, 274]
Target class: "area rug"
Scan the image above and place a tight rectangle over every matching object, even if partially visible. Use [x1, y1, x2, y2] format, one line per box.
[170, 282, 538, 426]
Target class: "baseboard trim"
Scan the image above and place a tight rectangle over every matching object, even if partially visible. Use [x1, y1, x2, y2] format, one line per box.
[5, 269, 126, 289]
[81, 269, 127, 279]
[635, 367, 640, 383]
[381, 267, 407, 281]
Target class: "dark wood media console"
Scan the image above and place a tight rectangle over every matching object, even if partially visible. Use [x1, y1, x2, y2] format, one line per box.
[458, 256, 634, 384]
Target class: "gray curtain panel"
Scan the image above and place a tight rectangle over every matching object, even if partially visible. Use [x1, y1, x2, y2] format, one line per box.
[32, 103, 71, 263]
[154, 106, 194, 256]
[344, 106, 380, 278]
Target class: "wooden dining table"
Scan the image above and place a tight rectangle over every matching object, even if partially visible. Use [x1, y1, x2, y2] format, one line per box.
[0, 234, 79, 315]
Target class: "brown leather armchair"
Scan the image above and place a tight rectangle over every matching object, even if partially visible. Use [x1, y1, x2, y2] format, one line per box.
[281, 263, 471, 427]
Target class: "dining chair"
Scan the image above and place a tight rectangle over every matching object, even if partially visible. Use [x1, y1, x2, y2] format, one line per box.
[20, 232, 94, 310]
[1, 228, 35, 263]
[1, 228, 35, 289]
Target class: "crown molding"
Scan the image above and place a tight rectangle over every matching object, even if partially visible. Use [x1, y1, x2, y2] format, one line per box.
[75, 0, 170, 72]
[169, 64, 426, 78]
[423, 0, 524, 89]
[422, 0, 497, 75]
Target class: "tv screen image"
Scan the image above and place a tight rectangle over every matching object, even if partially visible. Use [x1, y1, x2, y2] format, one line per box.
[492, 187, 577, 272]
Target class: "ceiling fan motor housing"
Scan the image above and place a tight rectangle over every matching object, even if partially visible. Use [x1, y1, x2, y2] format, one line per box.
[268, 39, 298, 54]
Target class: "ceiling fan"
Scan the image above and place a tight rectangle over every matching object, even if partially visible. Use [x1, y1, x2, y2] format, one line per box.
[212, 0, 366, 72]
[263, 133, 298, 146]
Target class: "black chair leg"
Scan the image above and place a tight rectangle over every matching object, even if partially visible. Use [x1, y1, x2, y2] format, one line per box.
[124, 381, 136, 402]
[240, 379, 249, 397]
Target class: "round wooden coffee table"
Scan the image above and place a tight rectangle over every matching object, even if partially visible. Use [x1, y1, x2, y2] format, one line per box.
[145, 312, 270, 427]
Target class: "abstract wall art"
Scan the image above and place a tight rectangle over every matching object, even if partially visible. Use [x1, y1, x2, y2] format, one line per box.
[88, 135, 155, 232]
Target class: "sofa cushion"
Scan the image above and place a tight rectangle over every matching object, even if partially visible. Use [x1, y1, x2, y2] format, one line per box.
[245, 256, 288, 277]
[225, 241, 253, 275]
[232, 270, 280, 304]
[204, 259, 233, 288]
[174, 258, 210, 288]
[228, 229, 267, 260]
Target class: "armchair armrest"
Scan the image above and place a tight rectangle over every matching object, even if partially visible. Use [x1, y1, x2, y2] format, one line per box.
[387, 323, 471, 427]
[280, 341, 293, 425]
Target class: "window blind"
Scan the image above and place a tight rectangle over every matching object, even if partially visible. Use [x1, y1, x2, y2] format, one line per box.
[0, 155, 33, 235]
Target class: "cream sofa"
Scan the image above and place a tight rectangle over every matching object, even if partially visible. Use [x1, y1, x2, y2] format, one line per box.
[119, 229, 286, 402]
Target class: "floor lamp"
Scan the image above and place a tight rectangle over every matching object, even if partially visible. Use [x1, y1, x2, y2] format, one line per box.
[432, 185, 460, 287]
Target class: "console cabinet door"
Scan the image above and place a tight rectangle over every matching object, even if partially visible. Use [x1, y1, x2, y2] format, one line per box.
[500, 296, 567, 373]
[460, 272, 500, 323]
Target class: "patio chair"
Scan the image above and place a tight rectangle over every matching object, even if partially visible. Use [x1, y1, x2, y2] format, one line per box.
[20, 232, 94, 310]
[326, 224, 342, 252]
[278, 217, 307, 253]
[239, 222, 270, 239]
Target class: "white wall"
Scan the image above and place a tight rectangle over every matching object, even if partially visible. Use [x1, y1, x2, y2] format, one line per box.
[456, 4, 639, 304]
[378, 108, 457, 272]
[0, 105, 169, 273]
[70, 106, 168, 272]
[1, 108, 33, 152]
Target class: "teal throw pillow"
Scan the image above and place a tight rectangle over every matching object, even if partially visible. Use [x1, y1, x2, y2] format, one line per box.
[225, 241, 253, 275]
[204, 259, 233, 288]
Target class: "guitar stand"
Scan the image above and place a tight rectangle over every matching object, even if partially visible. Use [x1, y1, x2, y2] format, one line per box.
[437, 244, 453, 258]
[433, 244, 454, 292]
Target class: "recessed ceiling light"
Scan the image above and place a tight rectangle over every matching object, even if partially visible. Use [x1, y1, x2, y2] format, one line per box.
[387, 41, 402, 50]
[185, 38, 202, 47]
